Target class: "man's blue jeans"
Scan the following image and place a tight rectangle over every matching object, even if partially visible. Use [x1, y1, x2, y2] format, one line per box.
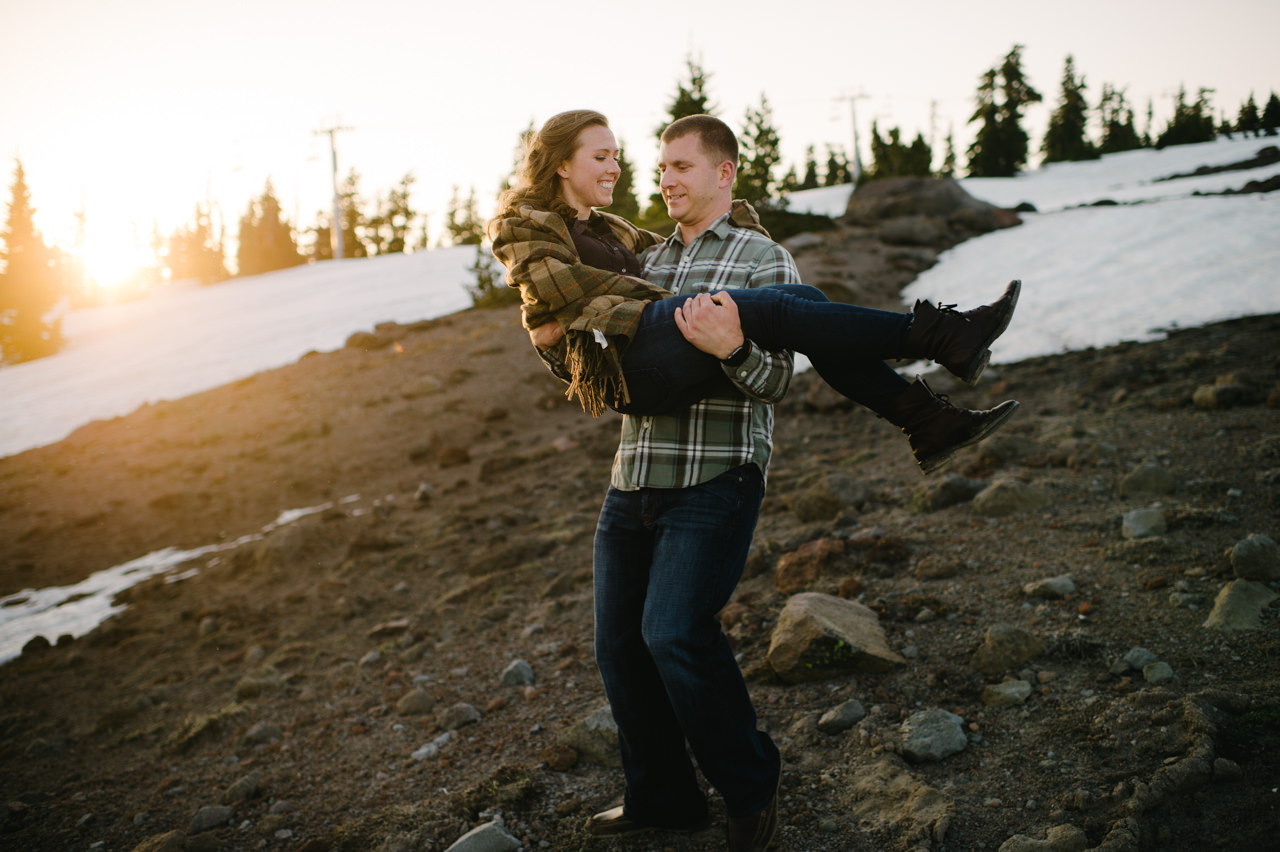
[616, 283, 912, 415]
[593, 464, 780, 823]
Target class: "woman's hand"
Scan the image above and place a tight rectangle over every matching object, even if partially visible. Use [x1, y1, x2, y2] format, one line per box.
[529, 323, 565, 350]
[673, 290, 745, 360]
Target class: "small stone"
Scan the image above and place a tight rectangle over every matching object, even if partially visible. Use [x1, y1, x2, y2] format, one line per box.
[243, 722, 282, 746]
[190, 805, 235, 834]
[1143, 662, 1174, 684]
[1122, 507, 1167, 540]
[1023, 576, 1077, 599]
[900, 708, 967, 763]
[1230, 534, 1280, 581]
[982, 680, 1033, 707]
[1121, 647, 1159, 670]
[500, 659, 535, 687]
[817, 699, 867, 734]
[439, 702, 482, 731]
[541, 743, 579, 771]
[396, 688, 436, 716]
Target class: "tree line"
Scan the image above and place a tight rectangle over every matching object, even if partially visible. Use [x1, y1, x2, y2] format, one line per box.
[3, 49, 1278, 362]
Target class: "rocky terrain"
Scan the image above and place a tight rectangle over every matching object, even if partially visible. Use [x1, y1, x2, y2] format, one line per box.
[1, 189, 1278, 852]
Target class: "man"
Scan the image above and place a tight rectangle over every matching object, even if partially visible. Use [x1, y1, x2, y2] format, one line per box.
[584, 114, 790, 852]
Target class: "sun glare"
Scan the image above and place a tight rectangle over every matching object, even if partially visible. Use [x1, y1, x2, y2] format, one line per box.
[80, 231, 150, 289]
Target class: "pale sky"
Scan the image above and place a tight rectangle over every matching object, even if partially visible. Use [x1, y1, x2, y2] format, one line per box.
[3, 0, 1277, 286]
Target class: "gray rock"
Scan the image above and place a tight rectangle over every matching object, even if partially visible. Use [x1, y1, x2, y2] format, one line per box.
[766, 593, 907, 683]
[190, 805, 234, 834]
[1121, 647, 1159, 671]
[1230, 534, 1280, 581]
[998, 823, 1089, 852]
[900, 709, 967, 763]
[1203, 580, 1279, 631]
[983, 680, 1033, 707]
[972, 480, 1051, 518]
[817, 699, 867, 734]
[557, 706, 621, 768]
[1122, 507, 1167, 539]
[1023, 576, 1076, 599]
[243, 722, 282, 745]
[439, 702, 482, 731]
[971, 624, 1043, 675]
[788, 470, 872, 522]
[1119, 461, 1176, 498]
[499, 659, 535, 687]
[235, 670, 283, 700]
[221, 771, 263, 805]
[396, 688, 436, 716]
[1143, 662, 1175, 684]
[443, 819, 521, 852]
[911, 474, 987, 514]
[411, 731, 453, 761]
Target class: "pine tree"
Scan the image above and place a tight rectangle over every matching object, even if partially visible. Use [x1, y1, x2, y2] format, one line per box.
[236, 180, 303, 277]
[866, 122, 933, 182]
[167, 204, 227, 284]
[604, 144, 640, 220]
[822, 146, 851, 186]
[445, 186, 484, 246]
[1235, 93, 1262, 137]
[1262, 92, 1280, 135]
[0, 159, 63, 362]
[337, 170, 369, 258]
[940, 130, 957, 177]
[799, 146, 820, 190]
[1097, 84, 1144, 154]
[1156, 86, 1217, 148]
[655, 55, 717, 141]
[736, 93, 784, 209]
[1042, 55, 1098, 163]
[367, 172, 416, 255]
[967, 45, 1043, 176]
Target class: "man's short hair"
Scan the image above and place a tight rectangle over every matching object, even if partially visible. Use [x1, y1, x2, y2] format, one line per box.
[661, 115, 738, 166]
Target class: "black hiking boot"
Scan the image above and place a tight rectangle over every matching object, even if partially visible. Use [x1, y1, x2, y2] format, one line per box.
[883, 378, 1020, 474]
[901, 280, 1021, 385]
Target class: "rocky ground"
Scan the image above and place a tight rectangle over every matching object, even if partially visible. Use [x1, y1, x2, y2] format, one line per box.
[1, 218, 1279, 852]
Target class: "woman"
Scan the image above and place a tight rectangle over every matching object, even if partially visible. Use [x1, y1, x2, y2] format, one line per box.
[489, 110, 1019, 473]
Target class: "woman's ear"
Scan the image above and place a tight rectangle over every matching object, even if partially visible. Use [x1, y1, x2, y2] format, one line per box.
[556, 162, 570, 179]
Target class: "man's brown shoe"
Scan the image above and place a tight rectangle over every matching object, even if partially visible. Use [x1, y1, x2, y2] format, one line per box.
[727, 776, 780, 851]
[585, 805, 711, 837]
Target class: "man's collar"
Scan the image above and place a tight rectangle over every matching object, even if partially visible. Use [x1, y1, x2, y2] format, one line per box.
[668, 210, 735, 247]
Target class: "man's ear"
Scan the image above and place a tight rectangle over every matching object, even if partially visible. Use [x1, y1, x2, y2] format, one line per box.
[718, 160, 736, 188]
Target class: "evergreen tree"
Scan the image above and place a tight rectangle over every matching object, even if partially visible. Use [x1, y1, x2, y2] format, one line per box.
[367, 172, 416, 255]
[604, 144, 640, 220]
[1262, 92, 1280, 135]
[1156, 86, 1217, 148]
[167, 204, 228, 284]
[1042, 55, 1098, 163]
[445, 186, 484, 246]
[966, 45, 1043, 176]
[236, 180, 304, 277]
[799, 146, 820, 190]
[940, 130, 957, 177]
[822, 146, 851, 186]
[308, 213, 333, 263]
[779, 165, 799, 194]
[655, 55, 717, 141]
[736, 93, 784, 209]
[0, 159, 63, 362]
[1097, 84, 1144, 154]
[865, 122, 933, 182]
[337, 170, 369, 258]
[1235, 93, 1262, 137]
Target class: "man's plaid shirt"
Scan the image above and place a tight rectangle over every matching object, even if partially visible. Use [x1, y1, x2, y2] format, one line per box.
[610, 211, 800, 491]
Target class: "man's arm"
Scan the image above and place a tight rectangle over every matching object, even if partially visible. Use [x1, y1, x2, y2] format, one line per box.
[674, 242, 798, 403]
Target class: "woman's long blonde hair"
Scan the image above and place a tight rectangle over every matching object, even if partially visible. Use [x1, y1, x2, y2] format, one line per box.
[495, 109, 610, 215]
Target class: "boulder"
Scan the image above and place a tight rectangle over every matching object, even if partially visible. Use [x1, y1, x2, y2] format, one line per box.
[557, 706, 621, 768]
[1230, 534, 1280, 581]
[843, 177, 1020, 244]
[1203, 580, 1278, 631]
[766, 593, 906, 683]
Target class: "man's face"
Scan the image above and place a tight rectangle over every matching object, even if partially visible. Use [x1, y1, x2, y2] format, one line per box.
[657, 133, 732, 236]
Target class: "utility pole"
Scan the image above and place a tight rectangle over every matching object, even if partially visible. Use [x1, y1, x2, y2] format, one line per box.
[835, 91, 870, 184]
[315, 123, 353, 258]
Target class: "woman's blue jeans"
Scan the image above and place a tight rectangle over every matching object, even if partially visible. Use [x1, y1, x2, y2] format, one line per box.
[593, 464, 780, 822]
[615, 284, 912, 415]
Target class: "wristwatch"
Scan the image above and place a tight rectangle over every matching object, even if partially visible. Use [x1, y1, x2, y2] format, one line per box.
[721, 341, 751, 368]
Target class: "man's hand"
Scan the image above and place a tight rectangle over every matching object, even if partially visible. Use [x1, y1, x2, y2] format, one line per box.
[673, 290, 745, 360]
[529, 322, 565, 351]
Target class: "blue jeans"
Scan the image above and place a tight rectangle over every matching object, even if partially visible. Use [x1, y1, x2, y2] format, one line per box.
[593, 464, 780, 822]
[615, 283, 913, 415]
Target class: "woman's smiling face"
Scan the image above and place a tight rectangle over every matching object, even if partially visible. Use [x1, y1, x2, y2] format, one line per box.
[557, 124, 621, 217]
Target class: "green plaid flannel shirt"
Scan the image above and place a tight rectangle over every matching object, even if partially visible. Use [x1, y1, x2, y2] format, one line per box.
[610, 211, 799, 491]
